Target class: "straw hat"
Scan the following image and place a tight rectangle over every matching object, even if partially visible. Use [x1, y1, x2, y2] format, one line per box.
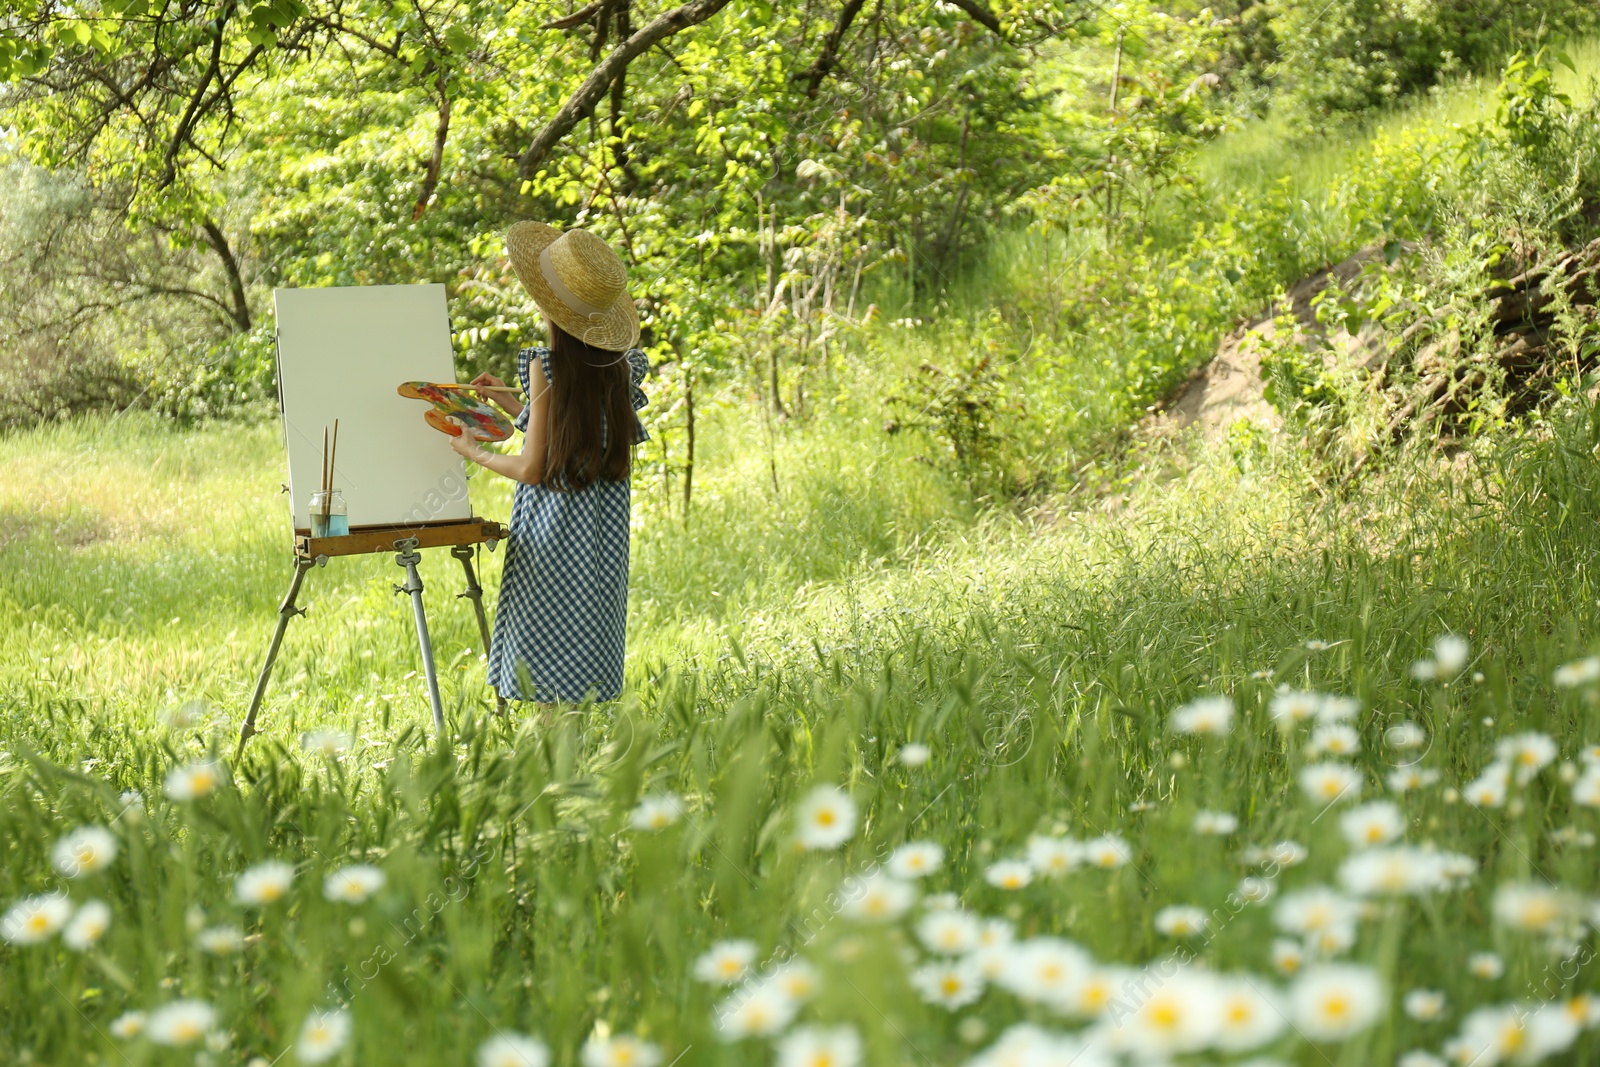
[505, 222, 640, 351]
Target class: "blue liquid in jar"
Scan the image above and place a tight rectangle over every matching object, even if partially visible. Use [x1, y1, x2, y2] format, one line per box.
[311, 514, 349, 537]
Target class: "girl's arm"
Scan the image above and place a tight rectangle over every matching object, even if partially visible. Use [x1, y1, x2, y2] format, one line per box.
[468, 373, 525, 418]
[450, 358, 550, 485]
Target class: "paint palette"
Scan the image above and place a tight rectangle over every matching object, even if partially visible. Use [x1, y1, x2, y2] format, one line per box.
[397, 382, 515, 443]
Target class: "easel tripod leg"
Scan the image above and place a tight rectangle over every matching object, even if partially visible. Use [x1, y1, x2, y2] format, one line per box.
[395, 543, 446, 734]
[236, 557, 315, 761]
[452, 544, 507, 717]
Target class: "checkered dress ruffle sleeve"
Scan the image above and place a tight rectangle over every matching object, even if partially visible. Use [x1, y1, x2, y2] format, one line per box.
[486, 345, 648, 703]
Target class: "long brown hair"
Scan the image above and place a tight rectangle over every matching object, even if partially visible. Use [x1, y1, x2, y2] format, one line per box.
[542, 321, 640, 490]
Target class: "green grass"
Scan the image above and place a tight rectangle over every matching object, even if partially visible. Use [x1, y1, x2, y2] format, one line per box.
[7, 40, 1600, 1067]
[5, 374, 1600, 1064]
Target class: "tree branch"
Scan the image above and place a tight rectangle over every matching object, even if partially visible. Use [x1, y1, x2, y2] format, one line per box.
[517, 0, 736, 179]
[793, 0, 868, 98]
[943, 0, 1002, 35]
[199, 217, 251, 331]
[414, 75, 451, 220]
[542, 1, 602, 30]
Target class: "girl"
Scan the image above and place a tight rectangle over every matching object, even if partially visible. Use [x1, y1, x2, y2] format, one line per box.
[446, 223, 649, 709]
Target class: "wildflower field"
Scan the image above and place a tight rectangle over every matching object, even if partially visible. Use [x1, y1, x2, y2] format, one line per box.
[7, 383, 1600, 1067]
[6, 5, 1600, 1065]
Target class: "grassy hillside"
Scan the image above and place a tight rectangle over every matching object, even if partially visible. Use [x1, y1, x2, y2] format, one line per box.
[5, 41, 1600, 1067]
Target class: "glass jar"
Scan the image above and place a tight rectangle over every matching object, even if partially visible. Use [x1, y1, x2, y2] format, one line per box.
[309, 489, 348, 538]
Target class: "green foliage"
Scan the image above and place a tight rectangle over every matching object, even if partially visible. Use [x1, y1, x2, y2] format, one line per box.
[8, 383, 1600, 1060]
[1269, 0, 1597, 122]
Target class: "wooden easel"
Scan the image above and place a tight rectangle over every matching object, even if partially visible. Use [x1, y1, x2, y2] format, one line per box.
[235, 518, 509, 759]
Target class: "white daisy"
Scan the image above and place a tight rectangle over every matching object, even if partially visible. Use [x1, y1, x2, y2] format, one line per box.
[1265, 839, 1308, 867]
[1236, 876, 1276, 904]
[147, 1000, 218, 1046]
[1193, 810, 1238, 835]
[1468, 952, 1504, 979]
[1456, 1002, 1580, 1066]
[324, 864, 385, 904]
[296, 1007, 351, 1064]
[1553, 656, 1600, 687]
[1385, 721, 1427, 749]
[1104, 966, 1222, 1059]
[1496, 732, 1559, 783]
[1308, 724, 1361, 758]
[1433, 634, 1470, 675]
[714, 981, 797, 1040]
[917, 909, 982, 955]
[1170, 695, 1234, 736]
[1575, 768, 1600, 807]
[911, 958, 985, 1009]
[1270, 689, 1323, 727]
[1338, 846, 1449, 896]
[984, 860, 1032, 890]
[164, 760, 225, 801]
[1492, 882, 1579, 934]
[301, 729, 353, 755]
[1403, 988, 1447, 1021]
[628, 794, 683, 831]
[896, 742, 932, 767]
[1398, 1051, 1447, 1067]
[1464, 764, 1510, 807]
[1026, 834, 1080, 876]
[1154, 905, 1209, 938]
[887, 841, 944, 879]
[1272, 937, 1306, 975]
[1274, 887, 1361, 935]
[581, 1034, 663, 1067]
[795, 786, 857, 850]
[1214, 976, 1288, 1051]
[1, 893, 73, 944]
[1081, 834, 1133, 869]
[196, 926, 245, 954]
[477, 1032, 550, 1067]
[1339, 801, 1406, 848]
[838, 871, 915, 922]
[995, 936, 1091, 1006]
[52, 826, 119, 878]
[1317, 695, 1361, 722]
[1289, 964, 1384, 1041]
[775, 1025, 863, 1067]
[1299, 763, 1363, 805]
[1388, 766, 1441, 792]
[768, 959, 820, 1001]
[63, 899, 111, 950]
[1059, 965, 1128, 1018]
[234, 860, 295, 906]
[110, 1010, 147, 1038]
[693, 939, 758, 984]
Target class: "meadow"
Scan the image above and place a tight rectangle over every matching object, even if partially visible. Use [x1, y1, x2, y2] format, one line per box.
[7, 22, 1600, 1067]
[7, 356, 1600, 1066]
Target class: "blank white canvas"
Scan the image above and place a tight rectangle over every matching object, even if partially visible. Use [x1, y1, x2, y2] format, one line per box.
[275, 284, 473, 533]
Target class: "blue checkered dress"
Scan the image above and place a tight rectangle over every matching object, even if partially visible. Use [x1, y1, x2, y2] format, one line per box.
[486, 345, 648, 704]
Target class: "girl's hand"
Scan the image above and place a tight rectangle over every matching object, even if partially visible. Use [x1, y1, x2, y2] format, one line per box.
[446, 419, 484, 460]
[470, 372, 525, 417]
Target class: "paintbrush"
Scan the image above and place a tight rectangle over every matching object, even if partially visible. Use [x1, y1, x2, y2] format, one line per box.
[432, 382, 523, 397]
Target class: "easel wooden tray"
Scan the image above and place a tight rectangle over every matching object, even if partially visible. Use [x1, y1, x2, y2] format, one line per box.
[295, 519, 508, 560]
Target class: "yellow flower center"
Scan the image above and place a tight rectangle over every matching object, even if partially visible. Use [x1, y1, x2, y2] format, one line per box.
[1148, 1000, 1181, 1031]
[27, 913, 50, 932]
[1322, 994, 1350, 1021]
[173, 1021, 202, 1042]
[941, 976, 962, 995]
[816, 810, 835, 827]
